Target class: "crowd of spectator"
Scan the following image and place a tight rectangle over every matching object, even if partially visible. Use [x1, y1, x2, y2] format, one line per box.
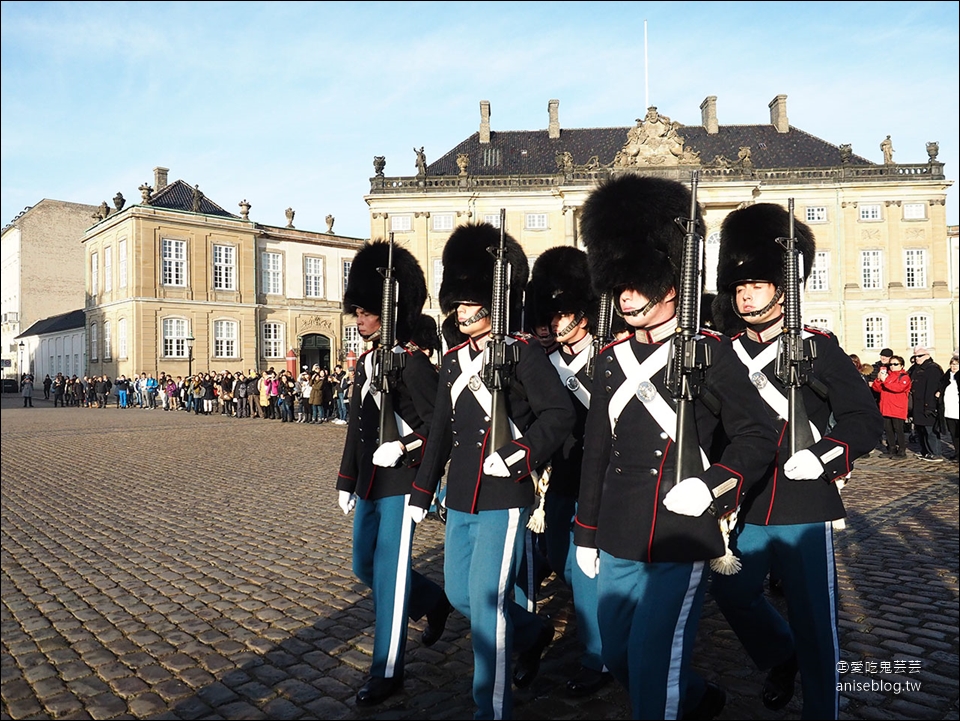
[21, 365, 354, 425]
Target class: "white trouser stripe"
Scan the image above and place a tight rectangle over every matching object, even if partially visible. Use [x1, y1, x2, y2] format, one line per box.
[665, 561, 704, 720]
[384, 494, 414, 677]
[824, 521, 840, 718]
[493, 508, 521, 720]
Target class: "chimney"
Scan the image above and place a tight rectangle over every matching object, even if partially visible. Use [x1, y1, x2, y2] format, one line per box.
[548, 99, 560, 140]
[153, 166, 169, 190]
[768, 94, 789, 133]
[700, 95, 718, 135]
[479, 101, 491, 144]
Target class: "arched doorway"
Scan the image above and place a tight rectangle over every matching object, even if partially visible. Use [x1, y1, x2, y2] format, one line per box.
[299, 334, 332, 372]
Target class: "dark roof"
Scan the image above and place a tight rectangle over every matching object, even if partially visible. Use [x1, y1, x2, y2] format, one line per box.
[147, 179, 237, 218]
[17, 309, 86, 338]
[428, 124, 874, 176]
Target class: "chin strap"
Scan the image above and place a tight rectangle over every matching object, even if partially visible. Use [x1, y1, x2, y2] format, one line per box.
[732, 286, 783, 319]
[459, 307, 491, 327]
[614, 294, 661, 319]
[362, 328, 382, 343]
[556, 311, 585, 339]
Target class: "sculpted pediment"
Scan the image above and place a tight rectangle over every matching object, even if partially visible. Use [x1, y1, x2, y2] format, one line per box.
[614, 107, 700, 168]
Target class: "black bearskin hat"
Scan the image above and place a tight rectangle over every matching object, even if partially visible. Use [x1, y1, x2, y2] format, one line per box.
[438, 222, 529, 332]
[343, 239, 427, 343]
[525, 246, 599, 332]
[711, 203, 816, 334]
[580, 174, 701, 309]
[410, 314, 440, 357]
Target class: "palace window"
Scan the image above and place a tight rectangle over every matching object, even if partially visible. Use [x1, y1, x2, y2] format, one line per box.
[907, 314, 931, 351]
[808, 251, 829, 292]
[103, 321, 112, 360]
[483, 213, 502, 229]
[525, 213, 548, 230]
[213, 244, 236, 290]
[214, 320, 238, 358]
[118, 239, 127, 288]
[104, 246, 113, 292]
[805, 206, 827, 223]
[262, 251, 282, 295]
[90, 323, 98, 361]
[91, 252, 99, 296]
[858, 204, 882, 221]
[162, 318, 188, 358]
[903, 203, 926, 220]
[263, 322, 284, 358]
[390, 215, 412, 232]
[432, 214, 454, 232]
[860, 250, 883, 289]
[118, 318, 127, 359]
[162, 239, 187, 286]
[304, 256, 324, 298]
[904, 249, 927, 288]
[863, 315, 887, 351]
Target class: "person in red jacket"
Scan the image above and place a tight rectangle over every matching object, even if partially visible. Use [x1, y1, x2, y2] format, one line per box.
[871, 355, 912, 458]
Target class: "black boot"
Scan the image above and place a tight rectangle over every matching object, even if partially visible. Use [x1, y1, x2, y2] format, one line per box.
[356, 674, 402, 706]
[762, 653, 799, 710]
[513, 619, 554, 688]
[422, 594, 452, 647]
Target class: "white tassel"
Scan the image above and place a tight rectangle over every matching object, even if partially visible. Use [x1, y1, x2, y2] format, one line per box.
[710, 512, 742, 576]
[526, 465, 552, 533]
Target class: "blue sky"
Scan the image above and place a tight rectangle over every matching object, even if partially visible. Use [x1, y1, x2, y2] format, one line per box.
[2, 1, 957, 238]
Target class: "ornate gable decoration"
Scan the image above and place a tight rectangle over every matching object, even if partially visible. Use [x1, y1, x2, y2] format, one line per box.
[614, 107, 700, 167]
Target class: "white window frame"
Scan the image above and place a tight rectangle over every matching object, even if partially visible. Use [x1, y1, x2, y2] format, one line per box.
[262, 322, 284, 358]
[91, 252, 99, 296]
[262, 251, 282, 295]
[342, 260, 352, 296]
[860, 250, 883, 290]
[904, 249, 927, 289]
[907, 314, 931, 351]
[304, 256, 325, 298]
[859, 204, 882, 221]
[103, 320, 112, 360]
[483, 213, 502, 229]
[808, 251, 829, 292]
[118, 239, 127, 289]
[432, 258, 444, 299]
[525, 213, 548, 230]
[90, 323, 98, 361]
[903, 203, 926, 220]
[213, 244, 237, 291]
[432, 214, 454, 232]
[390, 215, 412, 232]
[863, 315, 887, 351]
[162, 318, 188, 358]
[343, 324, 363, 359]
[103, 246, 113, 293]
[161, 238, 187, 287]
[118, 318, 127, 359]
[704, 232, 721, 293]
[807, 317, 830, 331]
[805, 206, 827, 223]
[214, 320, 239, 358]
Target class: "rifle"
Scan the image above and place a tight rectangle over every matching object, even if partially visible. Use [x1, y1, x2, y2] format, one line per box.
[664, 171, 713, 489]
[774, 198, 826, 456]
[482, 209, 520, 457]
[373, 233, 405, 445]
[587, 292, 613, 380]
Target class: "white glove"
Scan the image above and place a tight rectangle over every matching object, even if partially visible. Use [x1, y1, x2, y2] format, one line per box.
[482, 452, 510, 477]
[338, 490, 358, 515]
[372, 440, 405, 468]
[405, 504, 428, 525]
[576, 546, 600, 579]
[784, 449, 824, 480]
[663, 477, 713, 517]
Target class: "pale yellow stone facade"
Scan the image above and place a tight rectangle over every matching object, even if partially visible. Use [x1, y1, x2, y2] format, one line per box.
[366, 101, 957, 365]
[83, 203, 364, 380]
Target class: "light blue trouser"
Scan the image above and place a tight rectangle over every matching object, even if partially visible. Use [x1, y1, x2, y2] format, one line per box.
[543, 493, 603, 672]
[711, 521, 840, 720]
[598, 554, 707, 720]
[353, 494, 444, 680]
[445, 508, 543, 720]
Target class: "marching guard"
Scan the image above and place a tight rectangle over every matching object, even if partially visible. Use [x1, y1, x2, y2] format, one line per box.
[524, 246, 610, 696]
[572, 175, 778, 720]
[336, 239, 451, 705]
[410, 222, 575, 720]
[709, 203, 882, 719]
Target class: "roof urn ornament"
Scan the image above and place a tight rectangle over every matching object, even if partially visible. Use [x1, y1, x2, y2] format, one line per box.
[373, 155, 386, 177]
[325, 214, 335, 233]
[239, 199, 251, 221]
[139, 183, 153, 203]
[113, 192, 125, 211]
[285, 207, 295, 228]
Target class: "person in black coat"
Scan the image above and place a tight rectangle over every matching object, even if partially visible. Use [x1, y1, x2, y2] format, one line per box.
[336, 240, 449, 706]
[910, 346, 945, 461]
[573, 175, 778, 720]
[410, 223, 575, 720]
[709, 202, 882, 719]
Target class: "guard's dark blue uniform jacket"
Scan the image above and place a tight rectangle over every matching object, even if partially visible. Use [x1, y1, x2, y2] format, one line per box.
[545, 339, 593, 498]
[411, 334, 575, 513]
[337, 344, 438, 500]
[574, 325, 778, 563]
[730, 322, 883, 525]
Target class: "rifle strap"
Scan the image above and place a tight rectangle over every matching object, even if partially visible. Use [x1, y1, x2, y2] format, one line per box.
[609, 342, 709, 468]
[731, 337, 821, 443]
[452, 343, 521, 440]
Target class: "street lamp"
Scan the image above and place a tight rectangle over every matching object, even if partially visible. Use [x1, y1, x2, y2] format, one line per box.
[18, 341, 25, 382]
[186, 334, 195, 379]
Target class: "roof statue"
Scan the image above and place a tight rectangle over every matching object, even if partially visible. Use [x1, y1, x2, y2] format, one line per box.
[614, 106, 700, 167]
